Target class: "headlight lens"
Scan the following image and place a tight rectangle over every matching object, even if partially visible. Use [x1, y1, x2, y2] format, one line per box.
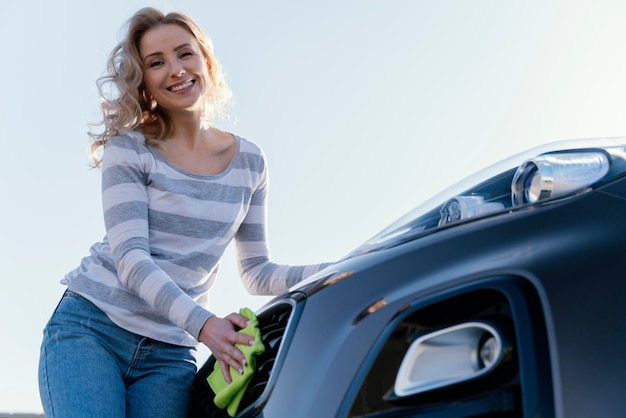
[511, 151, 610, 206]
[439, 196, 505, 226]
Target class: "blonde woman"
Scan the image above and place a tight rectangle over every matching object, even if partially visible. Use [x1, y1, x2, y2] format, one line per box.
[38, 7, 330, 417]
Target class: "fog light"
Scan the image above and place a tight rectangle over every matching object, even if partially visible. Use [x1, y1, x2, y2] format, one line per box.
[394, 322, 504, 397]
[478, 335, 499, 369]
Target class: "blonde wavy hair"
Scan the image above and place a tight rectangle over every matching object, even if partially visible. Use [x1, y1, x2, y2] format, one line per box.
[89, 7, 232, 166]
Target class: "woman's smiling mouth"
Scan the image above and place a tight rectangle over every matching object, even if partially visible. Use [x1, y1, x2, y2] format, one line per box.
[169, 79, 195, 92]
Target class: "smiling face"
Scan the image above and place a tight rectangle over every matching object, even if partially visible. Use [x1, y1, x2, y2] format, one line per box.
[139, 23, 211, 117]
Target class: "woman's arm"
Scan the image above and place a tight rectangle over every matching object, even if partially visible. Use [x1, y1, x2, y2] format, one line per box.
[234, 158, 332, 295]
[101, 135, 214, 337]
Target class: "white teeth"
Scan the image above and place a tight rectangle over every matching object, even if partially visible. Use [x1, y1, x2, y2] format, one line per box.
[170, 80, 193, 92]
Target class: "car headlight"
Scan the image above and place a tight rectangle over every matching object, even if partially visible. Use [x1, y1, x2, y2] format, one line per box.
[511, 151, 610, 206]
[348, 139, 626, 258]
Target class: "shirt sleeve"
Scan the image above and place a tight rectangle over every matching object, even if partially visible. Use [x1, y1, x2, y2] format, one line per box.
[101, 135, 213, 339]
[234, 155, 332, 295]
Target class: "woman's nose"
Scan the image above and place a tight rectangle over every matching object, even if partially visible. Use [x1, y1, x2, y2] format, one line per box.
[170, 60, 186, 77]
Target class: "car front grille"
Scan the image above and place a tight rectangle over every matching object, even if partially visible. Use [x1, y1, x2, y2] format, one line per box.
[189, 300, 297, 418]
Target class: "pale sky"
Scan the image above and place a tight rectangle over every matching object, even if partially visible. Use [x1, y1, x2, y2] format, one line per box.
[2, 0, 626, 413]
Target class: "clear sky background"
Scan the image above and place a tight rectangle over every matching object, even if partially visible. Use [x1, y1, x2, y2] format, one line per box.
[2, 0, 626, 413]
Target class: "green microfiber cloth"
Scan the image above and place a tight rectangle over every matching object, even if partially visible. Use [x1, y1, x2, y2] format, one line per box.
[207, 308, 265, 417]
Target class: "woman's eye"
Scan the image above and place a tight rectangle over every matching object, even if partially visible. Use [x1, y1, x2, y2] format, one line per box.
[180, 51, 193, 59]
[149, 60, 164, 68]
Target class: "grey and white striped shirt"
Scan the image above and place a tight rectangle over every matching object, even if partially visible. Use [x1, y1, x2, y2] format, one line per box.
[63, 131, 329, 346]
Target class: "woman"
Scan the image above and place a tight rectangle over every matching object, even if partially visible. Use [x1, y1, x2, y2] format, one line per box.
[38, 7, 330, 417]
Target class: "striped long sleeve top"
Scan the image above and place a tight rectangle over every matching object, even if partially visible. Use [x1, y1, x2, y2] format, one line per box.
[63, 131, 330, 347]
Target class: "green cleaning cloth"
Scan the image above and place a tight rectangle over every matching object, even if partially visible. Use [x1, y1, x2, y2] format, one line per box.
[207, 307, 265, 417]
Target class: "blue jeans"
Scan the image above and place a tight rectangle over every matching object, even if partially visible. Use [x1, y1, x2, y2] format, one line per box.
[38, 290, 198, 418]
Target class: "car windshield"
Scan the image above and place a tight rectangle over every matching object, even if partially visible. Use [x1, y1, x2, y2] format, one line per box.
[347, 137, 626, 258]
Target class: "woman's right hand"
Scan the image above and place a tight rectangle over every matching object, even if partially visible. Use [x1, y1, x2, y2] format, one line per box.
[199, 314, 255, 384]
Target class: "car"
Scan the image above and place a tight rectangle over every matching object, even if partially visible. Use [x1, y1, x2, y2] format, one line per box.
[190, 138, 626, 417]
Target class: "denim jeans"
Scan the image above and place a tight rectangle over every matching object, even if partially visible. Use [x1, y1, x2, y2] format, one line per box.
[38, 290, 198, 418]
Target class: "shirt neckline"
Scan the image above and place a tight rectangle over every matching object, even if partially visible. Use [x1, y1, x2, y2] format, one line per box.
[147, 133, 240, 179]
